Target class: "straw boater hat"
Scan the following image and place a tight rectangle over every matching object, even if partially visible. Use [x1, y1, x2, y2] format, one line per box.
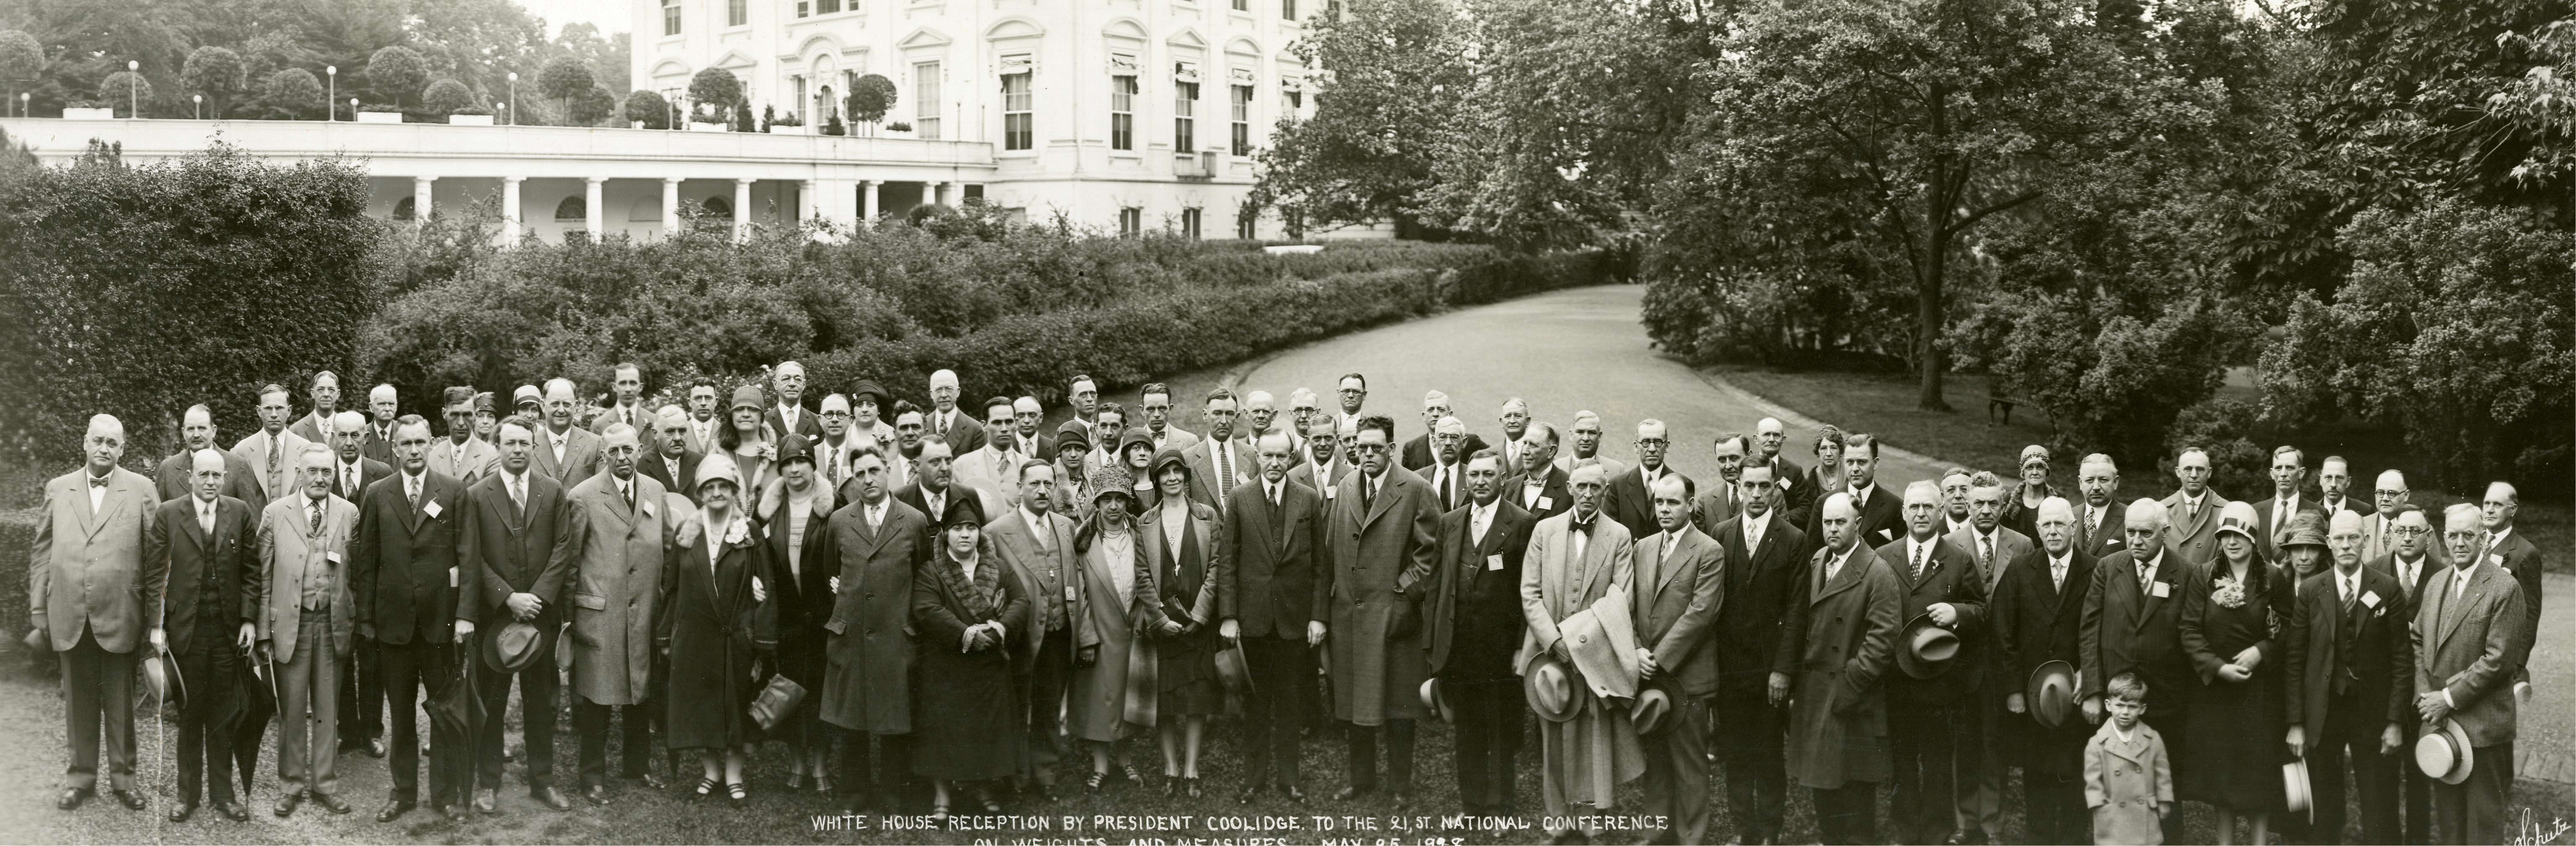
[2282, 756, 2315, 820]
[2416, 718, 2476, 785]
[1897, 612, 1961, 680]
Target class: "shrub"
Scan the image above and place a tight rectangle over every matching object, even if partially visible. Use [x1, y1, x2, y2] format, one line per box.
[885, 120, 911, 132]
[0, 142, 387, 464]
[623, 89, 670, 128]
[422, 78, 474, 114]
[257, 68, 324, 120]
[1983, 290, 2259, 471]
[450, 104, 492, 116]
[2164, 398, 2272, 501]
[97, 71, 152, 115]
[367, 46, 428, 108]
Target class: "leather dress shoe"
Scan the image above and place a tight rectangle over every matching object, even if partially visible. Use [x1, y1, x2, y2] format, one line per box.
[110, 789, 146, 811]
[168, 802, 196, 823]
[1284, 785, 1306, 804]
[365, 738, 387, 757]
[472, 789, 500, 815]
[376, 798, 416, 822]
[641, 770, 668, 791]
[582, 785, 612, 807]
[438, 804, 469, 822]
[531, 785, 574, 811]
[214, 800, 250, 822]
[311, 793, 351, 815]
[274, 791, 304, 817]
[56, 787, 90, 810]
[1389, 791, 1411, 810]
[1331, 786, 1369, 802]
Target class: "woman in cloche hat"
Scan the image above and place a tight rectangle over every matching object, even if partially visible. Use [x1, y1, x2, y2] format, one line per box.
[1065, 466, 1156, 791]
[716, 384, 775, 495]
[911, 495, 1028, 820]
[663, 453, 774, 805]
[1139, 448, 1223, 798]
[2177, 501, 2294, 844]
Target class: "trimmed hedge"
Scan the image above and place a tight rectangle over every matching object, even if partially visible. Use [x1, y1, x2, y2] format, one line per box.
[0, 508, 31, 652]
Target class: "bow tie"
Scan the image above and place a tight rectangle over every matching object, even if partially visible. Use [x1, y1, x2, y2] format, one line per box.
[86, 475, 108, 488]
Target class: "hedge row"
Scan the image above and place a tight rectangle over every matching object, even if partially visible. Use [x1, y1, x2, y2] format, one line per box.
[0, 509, 33, 651]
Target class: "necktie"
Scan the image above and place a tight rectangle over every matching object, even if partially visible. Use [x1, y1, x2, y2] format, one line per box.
[2052, 558, 2066, 592]
[268, 434, 281, 479]
[1216, 446, 1233, 512]
[2341, 575, 2356, 615]
[2138, 561, 2151, 591]
[1980, 536, 1995, 585]
[407, 475, 420, 507]
[1034, 514, 1052, 553]
[623, 480, 635, 511]
[343, 465, 356, 497]
[200, 502, 215, 536]
[511, 475, 526, 515]
[1912, 543, 1927, 582]
[1438, 468, 1453, 509]
[308, 499, 324, 537]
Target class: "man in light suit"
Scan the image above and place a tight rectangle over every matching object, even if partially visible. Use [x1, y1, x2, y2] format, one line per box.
[1421, 447, 1533, 815]
[1691, 432, 1748, 533]
[1401, 391, 1489, 472]
[950, 397, 1028, 506]
[237, 384, 315, 506]
[1218, 432, 1333, 803]
[1504, 423, 1572, 521]
[157, 404, 266, 505]
[2159, 448, 2229, 567]
[143, 449, 259, 823]
[1946, 472, 2030, 844]
[1605, 419, 1686, 540]
[2283, 509, 2409, 846]
[1516, 462, 1643, 841]
[1554, 410, 1628, 480]
[453, 416, 577, 814]
[985, 460, 1082, 801]
[640, 410, 703, 506]
[325, 411, 393, 760]
[1877, 480, 1985, 846]
[2076, 454, 2128, 560]
[1324, 414, 1440, 806]
[1139, 383, 1199, 452]
[1709, 462, 1810, 846]
[1492, 397, 1533, 473]
[349, 417, 471, 822]
[428, 387, 500, 484]
[683, 382, 723, 456]
[764, 361, 822, 443]
[254, 444, 360, 817]
[288, 370, 343, 444]
[587, 363, 652, 436]
[1632, 473, 1726, 846]
[2413, 503, 2531, 845]
[2358, 470, 2420, 565]
[1182, 389, 1256, 516]
[2252, 445, 2323, 562]
[533, 379, 603, 484]
[1286, 416, 1349, 494]
[556, 423, 671, 808]
[32, 414, 157, 812]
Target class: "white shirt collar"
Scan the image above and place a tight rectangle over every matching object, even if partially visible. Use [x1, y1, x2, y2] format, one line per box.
[1021, 505, 1047, 530]
[2489, 525, 2513, 546]
[2050, 548, 2072, 569]
[2182, 491, 2207, 509]
[1907, 534, 1937, 562]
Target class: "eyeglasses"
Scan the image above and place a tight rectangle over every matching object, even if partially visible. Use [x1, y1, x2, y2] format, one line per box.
[822, 410, 850, 418]
[1353, 443, 1389, 454]
[2374, 489, 2407, 498]
[2391, 526, 2431, 536]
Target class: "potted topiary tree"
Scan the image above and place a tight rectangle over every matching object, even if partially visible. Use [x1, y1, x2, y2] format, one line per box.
[686, 67, 742, 131]
[448, 104, 493, 125]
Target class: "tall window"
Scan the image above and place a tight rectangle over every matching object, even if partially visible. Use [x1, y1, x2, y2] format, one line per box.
[1283, 0, 1296, 17]
[662, 0, 681, 35]
[1119, 207, 1141, 237]
[727, 0, 745, 26]
[1174, 81, 1198, 152]
[1002, 72, 1033, 151]
[914, 63, 941, 139]
[792, 76, 806, 118]
[1232, 0, 1249, 9]
[1238, 213, 1256, 240]
[1282, 86, 1301, 116]
[1230, 84, 1253, 156]
[1181, 208, 1202, 240]
[796, 0, 808, 17]
[817, 0, 839, 13]
[1110, 76, 1137, 151]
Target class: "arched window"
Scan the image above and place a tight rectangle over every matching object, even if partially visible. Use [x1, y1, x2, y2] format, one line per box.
[554, 196, 586, 221]
[702, 195, 734, 217]
[392, 197, 416, 221]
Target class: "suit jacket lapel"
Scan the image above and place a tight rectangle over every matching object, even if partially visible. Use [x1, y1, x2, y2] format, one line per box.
[2435, 566, 2481, 653]
[403, 475, 434, 535]
[1813, 546, 1861, 603]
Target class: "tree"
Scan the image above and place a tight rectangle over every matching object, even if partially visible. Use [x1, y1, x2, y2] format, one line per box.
[687, 67, 743, 124]
[367, 45, 428, 108]
[0, 31, 42, 110]
[422, 77, 474, 114]
[570, 83, 618, 125]
[536, 55, 593, 123]
[179, 46, 248, 118]
[1247, 0, 1471, 235]
[846, 73, 896, 131]
[257, 67, 324, 120]
[622, 88, 669, 128]
[99, 71, 154, 116]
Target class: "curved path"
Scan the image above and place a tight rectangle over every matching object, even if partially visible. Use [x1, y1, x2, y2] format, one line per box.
[1223, 284, 1943, 487]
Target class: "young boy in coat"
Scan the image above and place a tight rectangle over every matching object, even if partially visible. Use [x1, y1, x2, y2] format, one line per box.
[2084, 671, 2173, 845]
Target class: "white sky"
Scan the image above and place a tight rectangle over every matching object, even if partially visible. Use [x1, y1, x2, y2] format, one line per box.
[518, 0, 632, 37]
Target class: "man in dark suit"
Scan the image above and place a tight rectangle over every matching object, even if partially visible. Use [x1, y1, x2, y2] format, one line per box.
[1947, 473, 2032, 845]
[288, 370, 343, 444]
[325, 411, 395, 759]
[350, 417, 471, 822]
[1691, 432, 1749, 533]
[1816, 433, 1901, 551]
[1400, 391, 1487, 472]
[1992, 497, 2094, 845]
[1633, 473, 1727, 846]
[2079, 498, 2189, 841]
[1749, 418, 1809, 530]
[2075, 454, 2129, 560]
[2284, 509, 2410, 845]
[1286, 417, 1351, 494]
[2414, 503, 2532, 845]
[2160, 448, 2229, 567]
[1414, 416, 1480, 513]
[2315, 456, 2364, 520]
[34, 414, 157, 812]
[586, 364, 652, 437]
[1182, 390, 1256, 517]
[1503, 423, 1571, 521]
[361, 384, 401, 466]
[2253, 445, 2325, 563]
[2368, 505, 2445, 844]
[142, 449, 258, 822]
[1218, 431, 1333, 804]
[1876, 480, 1986, 846]
[1708, 462, 1808, 845]
[452, 416, 575, 815]
[2478, 482, 2543, 693]
[1423, 447, 1534, 816]
[640, 410, 704, 506]
[533, 380, 603, 485]
[923, 369, 986, 454]
[764, 361, 823, 442]
[157, 405, 267, 505]
[1605, 418, 1687, 539]
[1010, 396, 1054, 460]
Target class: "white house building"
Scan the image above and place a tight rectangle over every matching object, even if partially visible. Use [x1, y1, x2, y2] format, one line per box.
[636, 0, 1335, 238]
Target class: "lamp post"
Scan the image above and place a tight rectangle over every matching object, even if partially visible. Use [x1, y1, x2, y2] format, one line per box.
[193, 94, 201, 119]
[348, 98, 358, 123]
[507, 72, 517, 125]
[17, 92, 26, 119]
[125, 60, 138, 118]
[326, 65, 336, 120]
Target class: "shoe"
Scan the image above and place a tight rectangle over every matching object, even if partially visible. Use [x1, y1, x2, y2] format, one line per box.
[442, 804, 471, 822]
[692, 776, 718, 801]
[1332, 786, 1369, 801]
[641, 770, 668, 791]
[168, 803, 196, 823]
[1183, 776, 1202, 799]
[473, 789, 500, 815]
[56, 787, 90, 811]
[375, 798, 415, 822]
[312, 793, 350, 815]
[214, 801, 250, 822]
[814, 774, 834, 795]
[583, 785, 611, 807]
[531, 785, 573, 811]
[110, 789, 146, 811]
[725, 781, 746, 806]
[1951, 832, 1990, 846]
[1284, 785, 1306, 804]
[273, 791, 303, 818]
[785, 771, 806, 792]
[979, 790, 1001, 814]
[365, 738, 387, 758]
[1161, 774, 1178, 797]
[1085, 770, 1110, 792]
[1390, 790, 1410, 810]
[930, 803, 949, 824]
[1238, 783, 1262, 805]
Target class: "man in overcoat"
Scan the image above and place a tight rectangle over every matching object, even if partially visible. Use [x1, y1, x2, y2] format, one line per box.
[1787, 493, 1901, 846]
[814, 447, 932, 814]
[1991, 497, 2094, 845]
[1324, 414, 1440, 806]
[2159, 449, 2229, 567]
[556, 423, 673, 807]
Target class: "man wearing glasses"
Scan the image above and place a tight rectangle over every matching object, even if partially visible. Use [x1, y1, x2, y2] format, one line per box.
[1322, 415, 1439, 807]
[2358, 469, 2419, 564]
[1605, 419, 1686, 539]
[1401, 391, 1486, 472]
[288, 371, 343, 444]
[1333, 373, 1368, 433]
[587, 363, 649, 436]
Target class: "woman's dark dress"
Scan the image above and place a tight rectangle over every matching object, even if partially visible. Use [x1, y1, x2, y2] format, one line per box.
[2176, 557, 2290, 811]
[662, 519, 771, 751]
[757, 489, 836, 751]
[1145, 502, 1223, 718]
[911, 545, 1029, 781]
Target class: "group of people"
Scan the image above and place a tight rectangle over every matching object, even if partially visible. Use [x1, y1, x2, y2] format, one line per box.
[30, 363, 2546, 845]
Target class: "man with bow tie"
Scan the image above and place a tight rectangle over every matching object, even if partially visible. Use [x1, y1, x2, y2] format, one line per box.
[36, 415, 158, 813]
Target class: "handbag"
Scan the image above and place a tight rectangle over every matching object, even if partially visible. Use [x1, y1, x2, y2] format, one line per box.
[747, 673, 807, 732]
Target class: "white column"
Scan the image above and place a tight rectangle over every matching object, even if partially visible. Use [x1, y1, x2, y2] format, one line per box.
[411, 176, 435, 225]
[798, 180, 819, 223]
[500, 176, 524, 246]
[862, 180, 882, 225]
[733, 178, 754, 242]
[662, 178, 683, 235]
[584, 177, 606, 238]
[929, 180, 949, 207]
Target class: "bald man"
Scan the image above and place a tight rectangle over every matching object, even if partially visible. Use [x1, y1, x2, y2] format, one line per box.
[532, 379, 603, 483]
[34, 415, 159, 811]
[2079, 497, 2191, 844]
[763, 360, 822, 442]
[1990, 496, 2094, 844]
[1238, 389, 1280, 449]
[158, 405, 267, 505]
[2357, 469, 2418, 564]
[2283, 509, 2408, 845]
